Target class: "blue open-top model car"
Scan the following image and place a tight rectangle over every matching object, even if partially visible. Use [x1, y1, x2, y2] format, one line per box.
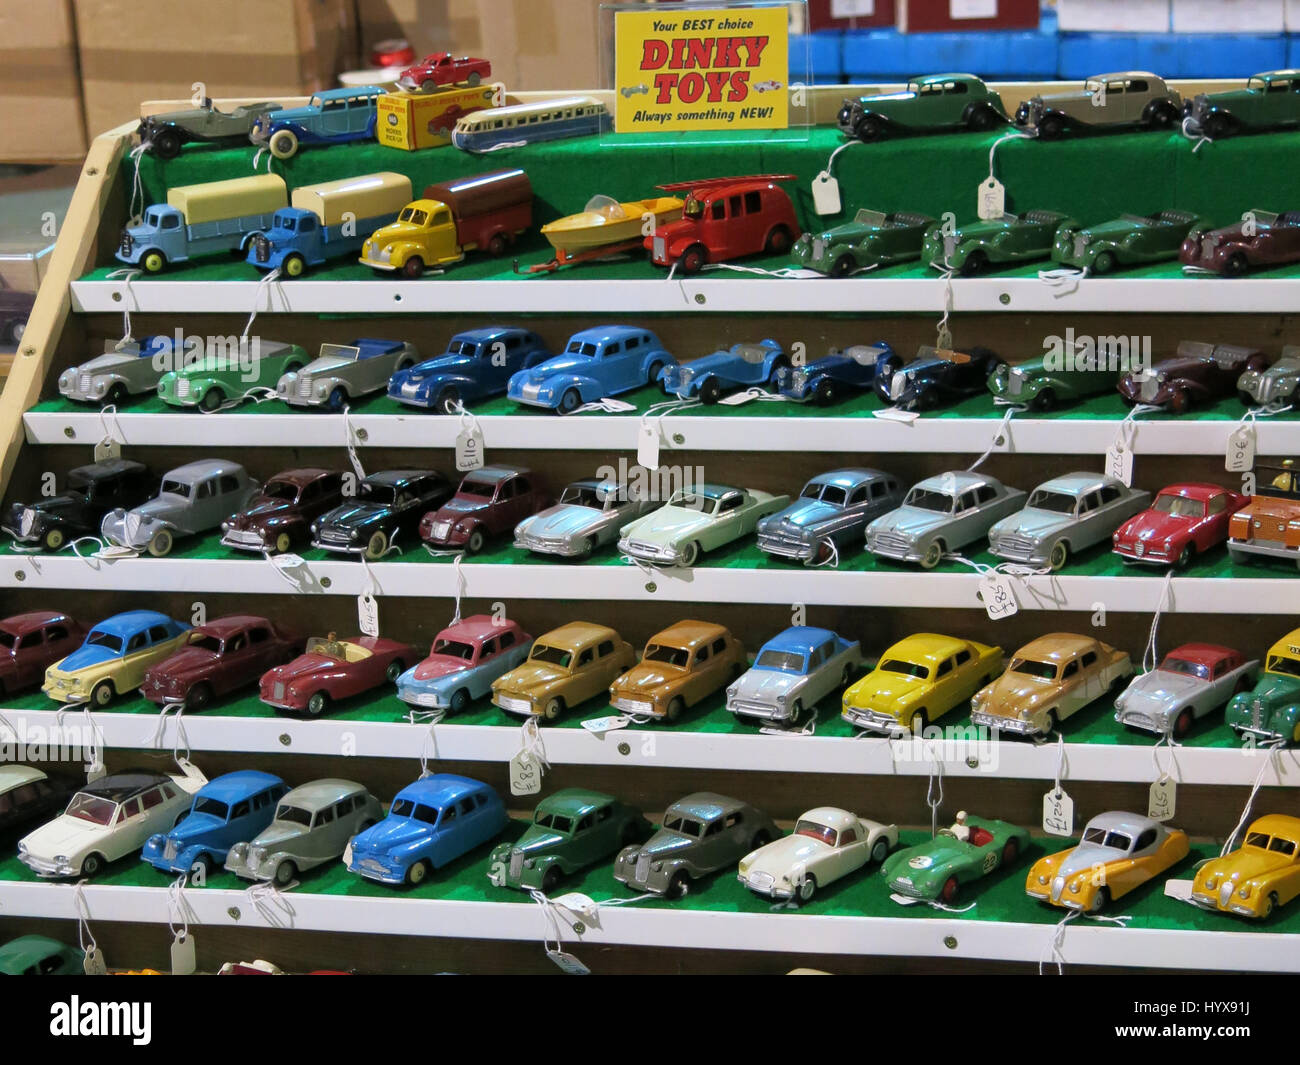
[141, 770, 288, 877]
[249, 86, 383, 159]
[388, 327, 552, 413]
[344, 773, 508, 886]
[507, 326, 675, 414]
[658, 339, 788, 403]
[777, 342, 901, 406]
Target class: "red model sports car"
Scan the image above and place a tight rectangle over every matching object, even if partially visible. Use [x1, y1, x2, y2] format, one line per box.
[398, 52, 492, 92]
[259, 634, 416, 716]
[141, 615, 303, 710]
[0, 611, 84, 696]
[1113, 482, 1250, 567]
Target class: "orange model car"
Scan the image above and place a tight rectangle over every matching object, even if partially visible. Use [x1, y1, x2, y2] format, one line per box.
[490, 622, 635, 722]
[608, 620, 746, 721]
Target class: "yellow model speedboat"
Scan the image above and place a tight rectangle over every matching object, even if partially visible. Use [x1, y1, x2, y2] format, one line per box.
[541, 195, 684, 253]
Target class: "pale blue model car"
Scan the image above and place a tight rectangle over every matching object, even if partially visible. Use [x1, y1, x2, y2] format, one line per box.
[507, 326, 675, 414]
[249, 87, 383, 159]
[658, 339, 788, 403]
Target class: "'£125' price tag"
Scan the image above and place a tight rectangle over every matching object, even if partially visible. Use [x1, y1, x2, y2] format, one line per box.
[1042, 788, 1074, 837]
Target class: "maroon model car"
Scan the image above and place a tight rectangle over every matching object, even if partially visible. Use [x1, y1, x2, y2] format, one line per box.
[1113, 482, 1251, 567]
[1117, 341, 1268, 413]
[0, 612, 84, 696]
[220, 468, 346, 554]
[397, 52, 492, 92]
[419, 465, 551, 554]
[1180, 210, 1300, 277]
[140, 615, 303, 711]
[259, 634, 416, 716]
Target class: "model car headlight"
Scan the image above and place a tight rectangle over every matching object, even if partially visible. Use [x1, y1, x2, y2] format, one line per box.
[94, 381, 107, 396]
[524, 858, 535, 869]
[1069, 880, 1081, 894]
[316, 382, 330, 397]
[651, 861, 663, 871]
[1037, 874, 1048, 885]
[1239, 884, 1252, 899]
[58, 371, 72, 389]
[622, 851, 637, 863]
[727, 685, 738, 698]
[1204, 874, 1219, 889]
[776, 693, 787, 705]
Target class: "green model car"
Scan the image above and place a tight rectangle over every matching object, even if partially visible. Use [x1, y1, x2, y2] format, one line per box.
[0, 934, 82, 975]
[988, 354, 1121, 410]
[837, 73, 1007, 142]
[1185, 70, 1300, 140]
[922, 210, 1075, 276]
[881, 814, 1030, 903]
[1225, 629, 1300, 743]
[487, 788, 649, 893]
[790, 209, 936, 277]
[1052, 210, 1205, 274]
[157, 339, 308, 411]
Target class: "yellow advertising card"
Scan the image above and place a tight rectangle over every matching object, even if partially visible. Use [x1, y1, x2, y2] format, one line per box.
[614, 6, 789, 133]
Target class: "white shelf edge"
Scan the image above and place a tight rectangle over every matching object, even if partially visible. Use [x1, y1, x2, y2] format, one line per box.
[1, 878, 1292, 969]
[3, 706, 1293, 785]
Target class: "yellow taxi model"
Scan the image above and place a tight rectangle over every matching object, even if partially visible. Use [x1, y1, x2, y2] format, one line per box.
[491, 621, 636, 722]
[840, 632, 1003, 734]
[42, 610, 193, 708]
[1191, 814, 1300, 918]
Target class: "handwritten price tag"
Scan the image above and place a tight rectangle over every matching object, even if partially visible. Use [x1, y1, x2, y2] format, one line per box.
[979, 571, 1018, 620]
[581, 714, 631, 734]
[1225, 424, 1254, 473]
[977, 177, 1005, 220]
[509, 749, 542, 796]
[1042, 788, 1075, 837]
[1106, 438, 1134, 486]
[357, 591, 379, 638]
[1148, 777, 1177, 821]
[455, 426, 485, 471]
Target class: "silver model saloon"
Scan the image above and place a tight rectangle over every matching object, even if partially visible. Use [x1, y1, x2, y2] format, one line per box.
[614, 792, 780, 896]
[101, 458, 257, 557]
[225, 778, 382, 886]
[988, 472, 1150, 571]
[757, 468, 904, 564]
[513, 477, 654, 559]
[866, 471, 1027, 569]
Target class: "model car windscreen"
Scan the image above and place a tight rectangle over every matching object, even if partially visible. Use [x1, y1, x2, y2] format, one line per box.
[388, 799, 439, 825]
[85, 630, 123, 653]
[358, 483, 398, 505]
[444, 340, 481, 357]
[1152, 494, 1205, 517]
[534, 811, 575, 833]
[1160, 656, 1211, 680]
[192, 797, 230, 820]
[664, 814, 707, 836]
[1026, 490, 1078, 514]
[529, 644, 572, 667]
[190, 634, 224, 654]
[66, 793, 117, 825]
[794, 819, 836, 845]
[432, 638, 475, 660]
[1010, 658, 1057, 679]
[903, 488, 954, 513]
[398, 207, 429, 226]
[1081, 827, 1132, 850]
[1267, 654, 1300, 677]
[879, 658, 929, 679]
[668, 491, 718, 514]
[754, 649, 806, 673]
[159, 478, 193, 498]
[458, 479, 496, 499]
[642, 643, 690, 668]
[560, 484, 603, 508]
[853, 208, 887, 226]
[274, 804, 313, 827]
[565, 340, 599, 356]
[802, 482, 848, 506]
[260, 480, 301, 501]
[733, 344, 769, 364]
[0, 630, 14, 649]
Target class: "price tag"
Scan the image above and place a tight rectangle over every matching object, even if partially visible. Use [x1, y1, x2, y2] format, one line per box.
[170, 930, 196, 975]
[1163, 879, 1195, 903]
[83, 945, 108, 975]
[455, 425, 485, 471]
[273, 552, 306, 569]
[553, 891, 601, 926]
[94, 438, 121, 462]
[1106, 437, 1133, 486]
[1148, 777, 1177, 821]
[357, 591, 379, 637]
[546, 948, 591, 975]
[1042, 787, 1074, 837]
[977, 177, 1005, 220]
[636, 419, 661, 468]
[1225, 424, 1254, 473]
[811, 170, 841, 216]
[581, 714, 631, 734]
[509, 749, 542, 796]
[936, 324, 953, 351]
[979, 571, 1018, 620]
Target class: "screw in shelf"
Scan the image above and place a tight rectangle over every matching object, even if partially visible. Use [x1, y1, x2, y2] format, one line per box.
[693, 293, 706, 305]
[111, 291, 122, 302]
[944, 935, 958, 950]
[617, 741, 631, 756]
[393, 293, 402, 302]
[279, 733, 292, 747]
[994, 436, 1005, 447]
[14, 571, 25, 582]
[320, 576, 332, 588]
[645, 581, 657, 593]
[671, 433, 685, 445]
[63, 427, 75, 438]
[999, 293, 1010, 305]
[86, 167, 99, 176]
[355, 427, 369, 442]
[572, 921, 586, 935]
[965, 756, 979, 769]
[227, 907, 241, 921]
[21, 346, 35, 357]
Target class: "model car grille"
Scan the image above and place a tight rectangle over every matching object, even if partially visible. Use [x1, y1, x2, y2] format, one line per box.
[18, 508, 36, 536]
[811, 237, 826, 260]
[942, 235, 957, 261]
[78, 373, 91, 393]
[612, 697, 653, 714]
[1073, 235, 1088, 259]
[497, 695, 531, 713]
[1219, 882, 1235, 908]
[164, 839, 178, 860]
[757, 531, 811, 557]
[223, 528, 264, 548]
[730, 699, 782, 719]
[993, 533, 1036, 557]
[175, 379, 191, 398]
[1139, 377, 1160, 402]
[1201, 236, 1219, 257]
[520, 533, 568, 551]
[626, 538, 666, 557]
[868, 531, 912, 556]
[1007, 373, 1024, 395]
[1252, 699, 1265, 731]
[890, 878, 926, 898]
[746, 871, 775, 891]
[319, 527, 351, 544]
[521, 382, 542, 401]
[297, 377, 313, 398]
[636, 855, 650, 882]
[1051, 875, 1065, 901]
[273, 681, 286, 701]
[429, 521, 453, 540]
[509, 851, 524, 880]
[361, 857, 388, 874]
[653, 236, 666, 260]
[1122, 711, 1164, 731]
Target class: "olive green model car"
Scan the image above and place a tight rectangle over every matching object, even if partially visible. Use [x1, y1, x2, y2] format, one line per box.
[790, 209, 936, 277]
[922, 210, 1075, 275]
[157, 340, 308, 411]
[487, 788, 649, 893]
[1014, 72, 1181, 139]
[1185, 70, 1300, 140]
[837, 74, 1007, 142]
[1051, 210, 1204, 274]
[988, 355, 1121, 410]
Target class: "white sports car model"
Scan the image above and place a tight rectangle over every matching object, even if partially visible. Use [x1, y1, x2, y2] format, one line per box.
[737, 806, 897, 903]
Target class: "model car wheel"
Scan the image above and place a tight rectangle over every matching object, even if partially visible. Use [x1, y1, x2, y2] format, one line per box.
[1175, 543, 1195, 569]
[541, 866, 562, 893]
[1088, 886, 1111, 913]
[699, 377, 722, 404]
[273, 531, 293, 553]
[812, 379, 836, 406]
[678, 540, 700, 567]
[1223, 252, 1249, 278]
[579, 536, 598, 560]
[940, 876, 960, 903]
[465, 528, 486, 553]
[1173, 707, 1194, 740]
[436, 387, 460, 414]
[959, 249, 988, 277]
[796, 874, 817, 903]
[1143, 101, 1178, 129]
[1002, 837, 1020, 865]
[1203, 113, 1233, 140]
[363, 530, 388, 559]
[665, 696, 685, 722]
[273, 860, 297, 887]
[1092, 250, 1117, 275]
[307, 691, 330, 716]
[920, 540, 944, 570]
[406, 859, 431, 886]
[679, 245, 707, 274]
[186, 682, 213, 713]
[1045, 708, 1060, 733]
[854, 114, 885, 142]
[830, 253, 857, 278]
[486, 233, 507, 256]
[189, 853, 213, 879]
[80, 853, 104, 877]
[3, 317, 23, 343]
[326, 386, 348, 411]
[841, 665, 852, 687]
[268, 129, 299, 159]
[1033, 387, 1058, 412]
[466, 72, 482, 87]
[558, 388, 581, 415]
[1238, 389, 1256, 406]
[402, 256, 425, 279]
[450, 688, 470, 715]
[90, 679, 115, 708]
[787, 698, 804, 725]
[1037, 114, 1064, 139]
[910, 708, 929, 734]
[1169, 388, 1191, 415]
[870, 837, 890, 864]
[199, 387, 224, 412]
[765, 226, 794, 256]
[1046, 539, 1069, 572]
[282, 253, 307, 278]
[542, 697, 565, 720]
[140, 250, 166, 274]
[151, 128, 182, 159]
[385, 660, 405, 684]
[965, 104, 998, 132]
[1263, 891, 1279, 917]
[43, 527, 65, 551]
[667, 870, 691, 898]
[147, 528, 174, 557]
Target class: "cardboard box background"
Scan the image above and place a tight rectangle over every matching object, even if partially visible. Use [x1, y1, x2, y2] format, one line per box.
[356, 0, 483, 56]
[1055, 0, 1171, 33]
[1171, 0, 1285, 32]
[0, 0, 87, 162]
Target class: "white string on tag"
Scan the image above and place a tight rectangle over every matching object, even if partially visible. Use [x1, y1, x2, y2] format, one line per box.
[1179, 116, 1211, 153]
[150, 700, 191, 768]
[166, 872, 198, 974]
[103, 269, 142, 343]
[528, 889, 591, 974]
[74, 882, 108, 974]
[341, 404, 367, 481]
[96, 403, 126, 461]
[1221, 744, 1281, 855]
[1141, 568, 1176, 676]
[241, 266, 282, 340]
[510, 716, 550, 795]
[246, 880, 298, 924]
[967, 405, 1018, 471]
[935, 267, 955, 346]
[451, 401, 486, 471]
[417, 720, 442, 775]
[1037, 264, 1089, 295]
[807, 536, 840, 569]
[565, 397, 637, 415]
[125, 143, 149, 226]
[198, 385, 279, 414]
[262, 548, 317, 592]
[925, 750, 943, 837]
[1148, 733, 1178, 819]
[450, 553, 466, 624]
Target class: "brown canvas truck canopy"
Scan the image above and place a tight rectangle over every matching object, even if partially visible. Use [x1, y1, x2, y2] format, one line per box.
[422, 168, 533, 219]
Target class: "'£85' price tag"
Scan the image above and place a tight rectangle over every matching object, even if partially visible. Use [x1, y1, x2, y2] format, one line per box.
[979, 571, 1018, 620]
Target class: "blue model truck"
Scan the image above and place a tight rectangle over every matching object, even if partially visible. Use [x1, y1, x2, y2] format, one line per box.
[246, 172, 412, 277]
[116, 173, 288, 273]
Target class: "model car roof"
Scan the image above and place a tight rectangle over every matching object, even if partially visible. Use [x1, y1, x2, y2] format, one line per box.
[667, 791, 746, 821]
[1013, 633, 1100, 660]
[1253, 69, 1300, 80]
[914, 470, 1000, 493]
[280, 778, 367, 808]
[363, 468, 437, 487]
[348, 338, 404, 358]
[912, 72, 982, 84]
[450, 326, 535, 344]
[571, 477, 622, 496]
[80, 771, 172, 802]
[68, 458, 147, 481]
[535, 621, 619, 649]
[313, 86, 382, 100]
[0, 610, 71, 636]
[458, 464, 529, 483]
[1164, 642, 1240, 665]
[763, 626, 840, 654]
[0, 764, 48, 791]
[677, 483, 740, 500]
[1033, 472, 1118, 496]
[645, 619, 729, 649]
[798, 806, 859, 829]
[439, 614, 520, 642]
[1088, 70, 1160, 81]
[394, 773, 491, 806]
[537, 787, 615, 817]
[1155, 482, 1231, 501]
[1246, 813, 1300, 839]
[1266, 628, 1300, 657]
[888, 632, 973, 662]
[196, 614, 275, 639]
[198, 770, 284, 802]
[566, 325, 655, 344]
[809, 468, 890, 489]
[1084, 810, 1160, 837]
[264, 467, 338, 487]
[162, 458, 245, 482]
[90, 610, 177, 635]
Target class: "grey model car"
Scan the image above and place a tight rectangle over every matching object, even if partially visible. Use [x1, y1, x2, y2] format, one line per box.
[101, 459, 258, 557]
[513, 477, 655, 559]
[1114, 646, 1260, 738]
[139, 98, 283, 159]
[57, 337, 175, 406]
[613, 792, 780, 897]
[1014, 72, 1181, 138]
[988, 472, 1150, 571]
[224, 778, 382, 886]
[1238, 346, 1300, 408]
[866, 471, 1027, 569]
[276, 339, 418, 411]
[756, 468, 904, 564]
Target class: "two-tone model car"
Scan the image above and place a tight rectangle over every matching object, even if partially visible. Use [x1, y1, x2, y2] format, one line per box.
[837, 74, 1006, 142]
[1238, 345, 1300, 408]
[488, 789, 649, 893]
[387, 326, 551, 412]
[276, 339, 418, 411]
[1227, 458, 1300, 568]
[139, 97, 283, 158]
[157, 339, 307, 412]
[970, 633, 1133, 737]
[1113, 482, 1249, 567]
[249, 86, 383, 159]
[1225, 627, 1300, 742]
[608, 620, 745, 721]
[3, 458, 154, 552]
[658, 339, 788, 403]
[1117, 341, 1268, 413]
[506, 326, 675, 414]
[790, 209, 936, 277]
[866, 471, 1027, 569]
[1025, 811, 1189, 912]
[513, 477, 655, 559]
[140, 770, 289, 877]
[618, 484, 789, 568]
[419, 465, 550, 553]
[42, 610, 193, 707]
[1180, 210, 1300, 277]
[923, 210, 1075, 275]
[58, 336, 178, 406]
[882, 813, 1030, 903]
[727, 626, 863, 728]
[1183, 70, 1300, 140]
[0, 612, 84, 697]
[492, 622, 636, 722]
[18, 769, 203, 878]
[757, 468, 905, 565]
[260, 634, 416, 716]
[312, 469, 453, 559]
[225, 778, 383, 885]
[986, 354, 1118, 411]
[614, 793, 779, 897]
[345, 774, 508, 886]
[395, 615, 532, 715]
[738, 807, 898, 904]
[875, 345, 1004, 411]
[101, 458, 258, 557]
[1014, 72, 1181, 138]
[1115, 643, 1259, 738]
[220, 467, 347, 555]
[0, 765, 75, 845]
[776, 342, 901, 406]
[1051, 210, 1204, 274]
[1190, 814, 1300, 918]
[987, 472, 1151, 571]
[842, 633, 1003, 735]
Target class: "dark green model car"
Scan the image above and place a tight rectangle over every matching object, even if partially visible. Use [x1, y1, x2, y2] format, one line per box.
[790, 209, 936, 277]
[1052, 210, 1204, 274]
[1185, 70, 1300, 140]
[836, 74, 1007, 143]
[487, 788, 649, 892]
[157, 340, 308, 411]
[1225, 629, 1300, 743]
[881, 814, 1029, 903]
[922, 210, 1076, 275]
[987, 354, 1119, 410]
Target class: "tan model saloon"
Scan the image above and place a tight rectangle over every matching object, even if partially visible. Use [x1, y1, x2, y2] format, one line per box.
[491, 622, 636, 721]
[609, 620, 746, 721]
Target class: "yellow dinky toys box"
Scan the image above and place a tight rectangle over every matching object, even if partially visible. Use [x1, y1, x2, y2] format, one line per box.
[376, 84, 502, 150]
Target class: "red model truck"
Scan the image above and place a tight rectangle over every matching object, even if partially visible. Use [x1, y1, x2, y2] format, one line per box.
[646, 174, 801, 274]
[398, 52, 492, 93]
